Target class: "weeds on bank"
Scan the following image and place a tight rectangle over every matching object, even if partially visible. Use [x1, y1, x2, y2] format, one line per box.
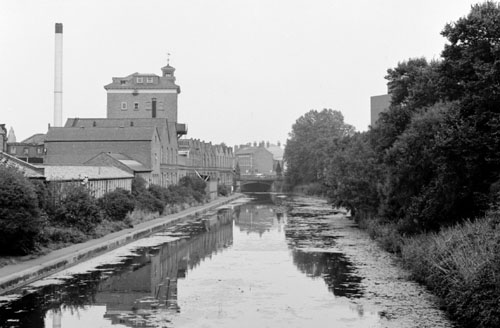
[359, 212, 500, 328]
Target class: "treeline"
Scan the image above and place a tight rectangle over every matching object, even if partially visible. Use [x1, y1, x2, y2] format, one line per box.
[284, 2, 500, 327]
[0, 165, 208, 256]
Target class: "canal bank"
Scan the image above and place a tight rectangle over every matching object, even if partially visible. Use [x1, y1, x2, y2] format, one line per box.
[0, 193, 243, 295]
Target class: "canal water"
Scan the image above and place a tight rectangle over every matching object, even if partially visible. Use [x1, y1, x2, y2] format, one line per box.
[0, 193, 455, 328]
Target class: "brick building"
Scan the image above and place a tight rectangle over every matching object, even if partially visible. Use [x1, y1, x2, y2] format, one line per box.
[6, 133, 45, 164]
[178, 138, 234, 187]
[235, 146, 274, 175]
[43, 60, 234, 193]
[104, 65, 181, 123]
[45, 126, 163, 185]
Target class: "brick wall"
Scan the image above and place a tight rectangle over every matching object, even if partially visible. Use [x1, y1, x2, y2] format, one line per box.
[107, 92, 177, 122]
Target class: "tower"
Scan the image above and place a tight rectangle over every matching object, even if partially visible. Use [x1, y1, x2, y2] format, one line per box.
[54, 23, 63, 127]
[104, 59, 181, 122]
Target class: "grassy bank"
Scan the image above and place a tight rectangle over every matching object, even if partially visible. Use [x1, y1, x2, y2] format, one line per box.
[358, 212, 500, 328]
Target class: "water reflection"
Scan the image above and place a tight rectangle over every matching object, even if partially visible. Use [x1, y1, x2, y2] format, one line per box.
[0, 210, 233, 328]
[292, 251, 362, 298]
[0, 194, 374, 328]
[234, 193, 286, 236]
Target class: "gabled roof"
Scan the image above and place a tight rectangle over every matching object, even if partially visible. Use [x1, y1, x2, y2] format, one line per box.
[21, 133, 46, 144]
[0, 152, 45, 178]
[235, 147, 273, 156]
[84, 152, 152, 173]
[265, 145, 284, 161]
[45, 127, 157, 142]
[38, 164, 134, 181]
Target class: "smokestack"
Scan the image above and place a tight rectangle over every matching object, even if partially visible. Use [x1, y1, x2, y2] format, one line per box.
[54, 23, 63, 127]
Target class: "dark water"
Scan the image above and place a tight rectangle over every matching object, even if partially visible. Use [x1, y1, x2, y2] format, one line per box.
[0, 193, 453, 328]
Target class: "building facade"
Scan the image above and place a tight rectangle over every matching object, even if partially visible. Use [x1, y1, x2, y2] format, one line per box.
[104, 65, 180, 123]
[44, 126, 163, 185]
[6, 133, 45, 164]
[235, 146, 274, 175]
[370, 94, 391, 127]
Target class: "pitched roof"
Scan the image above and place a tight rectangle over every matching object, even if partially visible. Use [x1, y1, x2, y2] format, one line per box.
[45, 127, 157, 142]
[38, 164, 134, 181]
[235, 147, 273, 156]
[107, 153, 151, 172]
[265, 145, 284, 160]
[0, 152, 45, 178]
[21, 133, 46, 144]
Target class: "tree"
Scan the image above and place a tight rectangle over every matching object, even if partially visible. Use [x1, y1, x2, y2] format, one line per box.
[325, 132, 381, 218]
[0, 165, 44, 255]
[284, 109, 354, 187]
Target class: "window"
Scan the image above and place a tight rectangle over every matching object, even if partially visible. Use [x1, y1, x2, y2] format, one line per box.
[9, 146, 16, 154]
[134, 102, 139, 110]
[147, 77, 154, 83]
[120, 80, 126, 85]
[23, 148, 29, 155]
[37, 147, 43, 154]
[136, 77, 143, 83]
[121, 102, 127, 110]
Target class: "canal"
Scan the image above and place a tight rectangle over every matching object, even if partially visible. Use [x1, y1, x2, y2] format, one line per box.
[0, 193, 455, 328]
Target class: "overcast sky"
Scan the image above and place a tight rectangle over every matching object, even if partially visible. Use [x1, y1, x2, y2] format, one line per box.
[1, 0, 481, 146]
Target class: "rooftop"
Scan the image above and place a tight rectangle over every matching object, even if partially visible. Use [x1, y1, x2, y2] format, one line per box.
[38, 164, 134, 181]
[46, 127, 157, 142]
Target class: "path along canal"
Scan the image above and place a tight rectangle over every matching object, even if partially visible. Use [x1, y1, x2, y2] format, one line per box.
[0, 193, 456, 328]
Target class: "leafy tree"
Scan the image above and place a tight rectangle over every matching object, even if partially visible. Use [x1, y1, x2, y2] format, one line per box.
[284, 109, 354, 187]
[0, 165, 44, 255]
[325, 132, 381, 218]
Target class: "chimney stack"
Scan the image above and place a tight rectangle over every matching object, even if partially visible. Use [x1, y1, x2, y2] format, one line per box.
[54, 23, 63, 127]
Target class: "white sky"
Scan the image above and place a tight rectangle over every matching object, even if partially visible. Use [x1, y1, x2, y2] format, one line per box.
[1, 0, 480, 146]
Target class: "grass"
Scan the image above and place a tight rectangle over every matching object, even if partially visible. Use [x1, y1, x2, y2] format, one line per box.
[358, 211, 500, 328]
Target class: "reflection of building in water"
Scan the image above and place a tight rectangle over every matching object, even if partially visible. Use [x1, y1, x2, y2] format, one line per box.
[291, 250, 363, 298]
[234, 204, 286, 235]
[95, 210, 233, 327]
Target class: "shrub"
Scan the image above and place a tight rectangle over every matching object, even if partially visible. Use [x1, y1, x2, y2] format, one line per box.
[98, 188, 135, 221]
[0, 166, 44, 255]
[148, 184, 172, 204]
[53, 185, 101, 234]
[135, 190, 165, 214]
[179, 175, 207, 201]
[168, 184, 191, 204]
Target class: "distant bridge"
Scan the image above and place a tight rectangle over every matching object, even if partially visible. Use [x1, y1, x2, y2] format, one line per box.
[237, 175, 283, 192]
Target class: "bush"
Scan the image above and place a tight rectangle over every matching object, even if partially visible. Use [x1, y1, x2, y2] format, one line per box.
[0, 166, 44, 255]
[168, 184, 192, 204]
[98, 188, 135, 221]
[135, 190, 165, 214]
[53, 185, 101, 234]
[179, 175, 207, 202]
[148, 184, 172, 204]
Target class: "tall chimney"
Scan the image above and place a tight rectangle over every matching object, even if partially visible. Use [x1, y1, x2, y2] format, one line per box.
[54, 23, 63, 127]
